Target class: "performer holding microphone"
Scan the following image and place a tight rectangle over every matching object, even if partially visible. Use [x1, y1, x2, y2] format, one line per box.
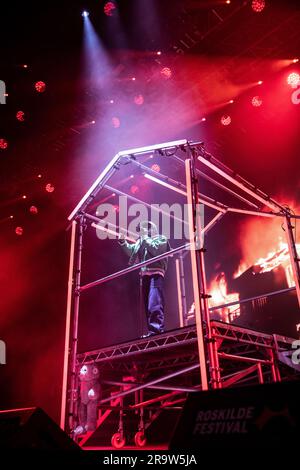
[119, 221, 170, 337]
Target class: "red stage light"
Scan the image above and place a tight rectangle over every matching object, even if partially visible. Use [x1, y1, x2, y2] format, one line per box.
[221, 115, 231, 126]
[22, 195, 27, 199]
[15, 227, 23, 236]
[151, 164, 160, 172]
[110, 99, 114, 104]
[251, 96, 262, 107]
[37, 174, 42, 178]
[201, 117, 206, 122]
[287, 72, 300, 89]
[23, 64, 28, 68]
[161, 67, 172, 79]
[0, 138, 8, 149]
[257, 80, 263, 85]
[35, 81, 46, 93]
[157, 51, 162, 56]
[16, 111, 25, 122]
[29, 206, 38, 214]
[104, 2, 116, 16]
[292, 59, 299, 64]
[112, 117, 120, 128]
[251, 0, 265, 13]
[130, 185, 139, 195]
[45, 183, 55, 193]
[134, 94, 144, 105]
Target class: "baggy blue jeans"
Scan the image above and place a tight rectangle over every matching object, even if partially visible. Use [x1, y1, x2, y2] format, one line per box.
[142, 274, 165, 334]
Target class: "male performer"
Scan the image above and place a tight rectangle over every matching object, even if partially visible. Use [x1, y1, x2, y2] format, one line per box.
[119, 221, 170, 337]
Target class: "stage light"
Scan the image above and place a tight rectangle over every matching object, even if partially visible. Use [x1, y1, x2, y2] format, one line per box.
[112, 117, 120, 128]
[45, 183, 55, 193]
[0, 138, 8, 149]
[131, 77, 136, 81]
[130, 175, 134, 179]
[113, 205, 120, 213]
[226, 0, 231, 3]
[134, 94, 144, 105]
[23, 64, 28, 68]
[221, 115, 231, 126]
[35, 81, 46, 93]
[151, 164, 160, 172]
[22, 195, 27, 199]
[29, 206, 38, 214]
[161, 67, 172, 79]
[251, 0, 265, 13]
[201, 117, 206, 122]
[104, 2, 116, 17]
[292, 59, 299, 64]
[110, 99, 114, 104]
[157, 51, 162, 56]
[251, 96, 262, 107]
[287, 72, 300, 89]
[15, 227, 23, 236]
[91, 120, 96, 124]
[82, 11, 89, 17]
[229, 99, 234, 104]
[130, 185, 139, 195]
[16, 111, 25, 122]
[10, 215, 14, 219]
[37, 174, 42, 178]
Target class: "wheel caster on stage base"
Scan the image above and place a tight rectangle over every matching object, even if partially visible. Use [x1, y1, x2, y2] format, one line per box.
[111, 432, 126, 449]
[134, 431, 147, 447]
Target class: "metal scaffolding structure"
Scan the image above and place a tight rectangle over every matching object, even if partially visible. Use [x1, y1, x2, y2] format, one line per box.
[60, 139, 300, 446]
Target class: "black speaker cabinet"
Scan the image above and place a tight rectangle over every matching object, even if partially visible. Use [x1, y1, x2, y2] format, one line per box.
[0, 407, 79, 450]
[170, 380, 300, 450]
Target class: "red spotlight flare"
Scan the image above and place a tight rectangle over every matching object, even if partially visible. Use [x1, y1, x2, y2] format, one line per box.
[0, 138, 8, 150]
[113, 205, 120, 213]
[104, 2, 116, 16]
[251, 0, 265, 13]
[45, 183, 55, 193]
[16, 111, 25, 122]
[134, 94, 144, 105]
[251, 96, 263, 107]
[35, 81, 46, 93]
[151, 164, 160, 172]
[112, 117, 121, 128]
[287, 72, 300, 89]
[130, 185, 139, 195]
[161, 67, 172, 79]
[15, 227, 23, 236]
[221, 115, 231, 126]
[29, 206, 38, 214]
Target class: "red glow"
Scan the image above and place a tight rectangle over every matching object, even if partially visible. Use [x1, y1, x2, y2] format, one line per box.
[112, 117, 120, 128]
[287, 72, 300, 89]
[157, 51, 162, 56]
[221, 115, 231, 126]
[161, 67, 172, 79]
[292, 59, 299, 64]
[201, 117, 206, 122]
[45, 183, 55, 193]
[29, 206, 38, 214]
[35, 81, 46, 93]
[134, 94, 144, 105]
[37, 174, 42, 178]
[15, 227, 23, 236]
[251, 95, 263, 107]
[251, 0, 265, 13]
[0, 138, 8, 149]
[16, 111, 25, 121]
[22, 195, 27, 199]
[151, 164, 160, 172]
[257, 80, 263, 85]
[104, 2, 116, 16]
[23, 64, 28, 68]
[113, 205, 120, 213]
[130, 185, 139, 195]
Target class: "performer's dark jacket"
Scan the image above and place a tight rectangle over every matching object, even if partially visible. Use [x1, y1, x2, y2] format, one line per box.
[119, 235, 170, 276]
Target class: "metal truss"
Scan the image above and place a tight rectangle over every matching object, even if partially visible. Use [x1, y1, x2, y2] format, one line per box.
[62, 139, 300, 440]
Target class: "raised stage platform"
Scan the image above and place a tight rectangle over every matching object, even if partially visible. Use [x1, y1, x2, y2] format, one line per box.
[75, 321, 300, 449]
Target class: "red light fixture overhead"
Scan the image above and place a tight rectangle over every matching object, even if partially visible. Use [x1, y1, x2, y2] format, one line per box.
[35, 81, 46, 93]
[29, 206, 38, 214]
[251, 0, 265, 13]
[0, 138, 8, 150]
[287, 72, 300, 89]
[45, 183, 55, 193]
[161, 67, 172, 79]
[251, 96, 263, 107]
[15, 227, 23, 236]
[16, 111, 25, 122]
[221, 115, 231, 126]
[104, 2, 116, 16]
